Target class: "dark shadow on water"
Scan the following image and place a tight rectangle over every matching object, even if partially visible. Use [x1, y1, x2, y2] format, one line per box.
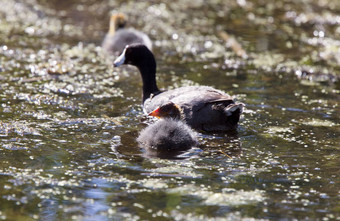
[116, 132, 200, 160]
[199, 129, 243, 158]
[141, 146, 201, 160]
[114, 125, 242, 160]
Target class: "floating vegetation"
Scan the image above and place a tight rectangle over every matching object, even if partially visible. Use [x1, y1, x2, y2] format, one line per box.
[300, 118, 338, 127]
[0, 0, 339, 220]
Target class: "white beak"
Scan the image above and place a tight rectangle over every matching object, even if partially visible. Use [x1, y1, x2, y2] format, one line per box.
[113, 47, 127, 67]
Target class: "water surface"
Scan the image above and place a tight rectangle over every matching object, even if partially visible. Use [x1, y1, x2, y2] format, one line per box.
[0, 0, 339, 220]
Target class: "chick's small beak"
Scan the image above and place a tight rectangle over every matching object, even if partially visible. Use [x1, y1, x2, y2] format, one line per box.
[148, 108, 161, 118]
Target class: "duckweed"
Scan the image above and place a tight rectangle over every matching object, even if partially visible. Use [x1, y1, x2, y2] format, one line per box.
[0, 0, 339, 220]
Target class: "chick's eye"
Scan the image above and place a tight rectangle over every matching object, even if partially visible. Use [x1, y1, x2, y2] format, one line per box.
[160, 107, 167, 112]
[165, 105, 173, 112]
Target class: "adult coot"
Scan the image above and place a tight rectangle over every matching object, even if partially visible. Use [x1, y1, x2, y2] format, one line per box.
[102, 13, 152, 54]
[114, 44, 244, 132]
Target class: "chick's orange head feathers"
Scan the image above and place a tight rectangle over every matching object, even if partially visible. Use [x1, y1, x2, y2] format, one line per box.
[148, 102, 181, 119]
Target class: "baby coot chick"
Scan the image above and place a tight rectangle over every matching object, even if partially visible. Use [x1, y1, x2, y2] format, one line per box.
[102, 13, 152, 54]
[137, 102, 198, 156]
[114, 44, 244, 132]
[137, 119, 198, 155]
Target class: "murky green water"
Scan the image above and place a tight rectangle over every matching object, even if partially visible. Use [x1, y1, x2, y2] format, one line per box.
[0, 0, 339, 220]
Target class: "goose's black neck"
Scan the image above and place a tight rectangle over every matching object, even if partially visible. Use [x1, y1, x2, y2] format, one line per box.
[136, 54, 159, 103]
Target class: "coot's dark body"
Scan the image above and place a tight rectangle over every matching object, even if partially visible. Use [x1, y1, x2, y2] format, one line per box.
[144, 85, 243, 131]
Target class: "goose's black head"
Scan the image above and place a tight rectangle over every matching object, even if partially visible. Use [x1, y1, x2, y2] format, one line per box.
[113, 43, 159, 102]
[113, 43, 154, 68]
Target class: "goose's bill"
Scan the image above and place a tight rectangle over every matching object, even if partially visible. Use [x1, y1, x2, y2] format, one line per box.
[148, 108, 161, 118]
[113, 48, 127, 67]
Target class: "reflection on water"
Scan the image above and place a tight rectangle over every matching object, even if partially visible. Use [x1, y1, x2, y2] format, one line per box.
[0, 0, 339, 220]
